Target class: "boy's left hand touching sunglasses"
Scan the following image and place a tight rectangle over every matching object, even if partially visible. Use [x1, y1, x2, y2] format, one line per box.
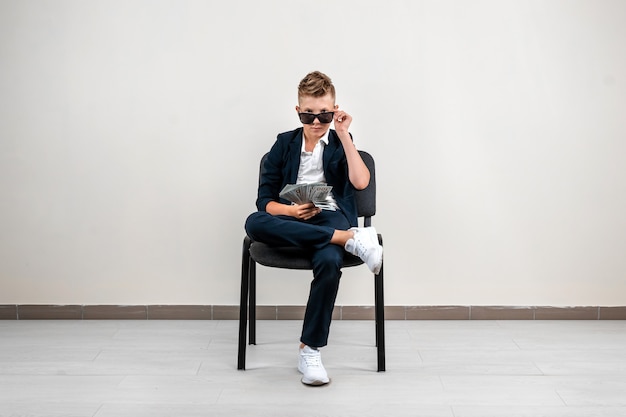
[333, 110, 351, 132]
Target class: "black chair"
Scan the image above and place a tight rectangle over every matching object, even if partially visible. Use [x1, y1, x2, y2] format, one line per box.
[237, 150, 385, 372]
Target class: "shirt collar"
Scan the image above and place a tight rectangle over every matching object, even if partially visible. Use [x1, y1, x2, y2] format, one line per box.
[301, 129, 331, 153]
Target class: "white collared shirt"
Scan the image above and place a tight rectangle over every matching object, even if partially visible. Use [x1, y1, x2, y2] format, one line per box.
[297, 130, 329, 184]
[296, 130, 339, 210]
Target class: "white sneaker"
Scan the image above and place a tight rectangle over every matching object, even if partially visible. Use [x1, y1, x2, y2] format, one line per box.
[345, 227, 383, 274]
[298, 346, 329, 386]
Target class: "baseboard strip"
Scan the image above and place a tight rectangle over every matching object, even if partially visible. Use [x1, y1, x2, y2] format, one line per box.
[1, 305, 626, 320]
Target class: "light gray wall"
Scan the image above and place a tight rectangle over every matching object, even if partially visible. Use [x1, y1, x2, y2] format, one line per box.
[1, 0, 625, 306]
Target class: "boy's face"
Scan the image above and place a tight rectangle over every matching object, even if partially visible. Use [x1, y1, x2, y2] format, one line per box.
[296, 93, 338, 140]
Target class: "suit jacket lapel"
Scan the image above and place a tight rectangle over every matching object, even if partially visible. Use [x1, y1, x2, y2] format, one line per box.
[286, 129, 303, 184]
[323, 129, 340, 172]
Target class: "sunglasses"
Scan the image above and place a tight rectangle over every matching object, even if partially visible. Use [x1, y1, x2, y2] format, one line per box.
[298, 111, 334, 124]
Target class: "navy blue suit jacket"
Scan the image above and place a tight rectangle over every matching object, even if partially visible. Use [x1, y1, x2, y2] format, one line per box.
[256, 128, 359, 227]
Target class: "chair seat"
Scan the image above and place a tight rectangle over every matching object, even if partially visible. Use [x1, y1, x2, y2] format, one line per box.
[249, 241, 364, 270]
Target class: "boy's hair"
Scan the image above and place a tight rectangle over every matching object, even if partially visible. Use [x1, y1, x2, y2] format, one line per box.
[298, 71, 336, 102]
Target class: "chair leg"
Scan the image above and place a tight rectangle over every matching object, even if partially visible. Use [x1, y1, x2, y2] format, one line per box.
[237, 237, 251, 370]
[249, 254, 257, 345]
[374, 235, 386, 372]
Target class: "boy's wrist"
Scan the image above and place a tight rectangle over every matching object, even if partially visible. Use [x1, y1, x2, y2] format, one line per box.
[335, 130, 352, 142]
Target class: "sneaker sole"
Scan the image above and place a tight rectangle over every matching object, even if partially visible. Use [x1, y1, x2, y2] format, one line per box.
[366, 227, 383, 274]
[369, 245, 383, 275]
[301, 377, 330, 386]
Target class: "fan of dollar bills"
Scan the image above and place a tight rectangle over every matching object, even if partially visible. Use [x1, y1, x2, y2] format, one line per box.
[279, 182, 336, 210]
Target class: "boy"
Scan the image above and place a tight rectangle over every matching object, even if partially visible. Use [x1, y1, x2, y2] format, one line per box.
[244, 71, 383, 385]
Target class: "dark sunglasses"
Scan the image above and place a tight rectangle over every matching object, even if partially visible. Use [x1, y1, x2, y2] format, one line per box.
[298, 111, 334, 124]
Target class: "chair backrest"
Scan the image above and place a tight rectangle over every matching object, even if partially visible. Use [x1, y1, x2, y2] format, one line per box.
[258, 150, 376, 225]
[355, 150, 376, 225]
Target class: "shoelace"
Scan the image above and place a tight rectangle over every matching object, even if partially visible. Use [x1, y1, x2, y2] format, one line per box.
[353, 235, 371, 258]
[301, 352, 323, 368]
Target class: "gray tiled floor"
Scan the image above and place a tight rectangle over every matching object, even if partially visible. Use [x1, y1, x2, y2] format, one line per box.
[1, 320, 625, 416]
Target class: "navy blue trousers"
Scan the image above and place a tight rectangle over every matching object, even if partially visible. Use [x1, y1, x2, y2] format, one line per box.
[245, 210, 351, 348]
